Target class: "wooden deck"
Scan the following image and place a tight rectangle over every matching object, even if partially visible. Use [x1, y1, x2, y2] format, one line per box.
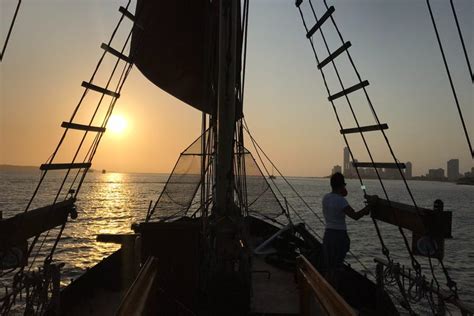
[250, 255, 300, 315]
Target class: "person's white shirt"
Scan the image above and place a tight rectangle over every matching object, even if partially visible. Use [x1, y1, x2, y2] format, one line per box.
[322, 192, 349, 231]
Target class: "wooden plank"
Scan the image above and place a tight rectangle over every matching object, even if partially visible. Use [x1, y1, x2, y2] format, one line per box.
[306, 6, 335, 38]
[328, 80, 369, 101]
[119, 6, 144, 30]
[81, 81, 120, 98]
[318, 41, 352, 69]
[367, 195, 452, 238]
[40, 162, 91, 171]
[340, 123, 388, 135]
[116, 257, 159, 316]
[0, 199, 75, 247]
[62, 122, 106, 133]
[296, 256, 356, 316]
[101, 43, 132, 63]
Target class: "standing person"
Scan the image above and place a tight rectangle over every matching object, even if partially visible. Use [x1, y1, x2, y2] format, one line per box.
[322, 172, 369, 287]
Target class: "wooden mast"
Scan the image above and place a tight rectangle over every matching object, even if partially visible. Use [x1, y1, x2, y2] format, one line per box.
[215, 0, 238, 215]
[211, 0, 249, 314]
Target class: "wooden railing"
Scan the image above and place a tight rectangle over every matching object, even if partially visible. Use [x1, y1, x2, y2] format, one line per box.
[116, 256, 159, 316]
[296, 255, 356, 316]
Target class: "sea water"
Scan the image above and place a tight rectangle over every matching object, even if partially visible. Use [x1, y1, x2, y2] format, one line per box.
[1, 170, 473, 309]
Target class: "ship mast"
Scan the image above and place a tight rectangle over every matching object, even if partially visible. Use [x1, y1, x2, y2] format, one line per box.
[215, 0, 238, 215]
[211, 0, 248, 313]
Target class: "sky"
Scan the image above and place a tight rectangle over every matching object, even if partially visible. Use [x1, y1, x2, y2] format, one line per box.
[0, 0, 472, 177]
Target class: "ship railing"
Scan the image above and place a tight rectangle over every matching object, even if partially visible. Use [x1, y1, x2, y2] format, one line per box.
[116, 256, 159, 316]
[296, 255, 356, 316]
[374, 257, 474, 316]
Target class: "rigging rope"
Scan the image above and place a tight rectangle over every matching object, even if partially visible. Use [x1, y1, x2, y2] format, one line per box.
[0, 0, 22, 62]
[2, 2, 142, 312]
[300, 0, 425, 280]
[243, 118, 376, 278]
[449, 0, 473, 82]
[299, 0, 461, 305]
[426, 0, 473, 158]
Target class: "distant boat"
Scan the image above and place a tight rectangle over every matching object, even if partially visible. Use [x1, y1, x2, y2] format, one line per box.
[102, 169, 106, 174]
[269, 167, 276, 179]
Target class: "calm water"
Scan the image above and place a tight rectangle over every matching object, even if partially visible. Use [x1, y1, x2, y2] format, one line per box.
[1, 170, 473, 309]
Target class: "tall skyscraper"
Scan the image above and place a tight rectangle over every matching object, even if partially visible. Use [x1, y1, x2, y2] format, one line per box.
[343, 147, 351, 177]
[447, 159, 460, 181]
[405, 161, 412, 179]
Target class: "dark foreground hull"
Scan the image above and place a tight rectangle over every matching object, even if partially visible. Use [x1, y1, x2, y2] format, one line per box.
[60, 216, 398, 315]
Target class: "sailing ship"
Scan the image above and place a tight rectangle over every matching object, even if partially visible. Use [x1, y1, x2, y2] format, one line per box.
[1, 0, 473, 315]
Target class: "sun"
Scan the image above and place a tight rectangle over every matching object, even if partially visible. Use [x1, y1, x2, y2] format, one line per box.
[107, 115, 127, 134]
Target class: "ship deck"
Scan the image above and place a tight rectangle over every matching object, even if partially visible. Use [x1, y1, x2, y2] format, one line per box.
[250, 254, 300, 315]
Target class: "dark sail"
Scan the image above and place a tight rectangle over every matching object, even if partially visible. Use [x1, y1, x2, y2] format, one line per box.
[131, 0, 222, 114]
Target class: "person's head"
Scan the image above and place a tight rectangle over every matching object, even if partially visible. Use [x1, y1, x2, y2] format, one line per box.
[330, 172, 347, 196]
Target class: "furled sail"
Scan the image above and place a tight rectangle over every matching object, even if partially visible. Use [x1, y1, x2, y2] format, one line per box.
[131, 0, 242, 115]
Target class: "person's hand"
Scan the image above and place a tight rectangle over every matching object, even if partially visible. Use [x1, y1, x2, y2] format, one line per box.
[365, 194, 379, 206]
[361, 206, 370, 216]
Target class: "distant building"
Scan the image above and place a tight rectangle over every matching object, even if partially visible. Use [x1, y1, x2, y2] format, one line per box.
[343, 147, 352, 177]
[447, 159, 460, 181]
[405, 161, 412, 179]
[332, 165, 342, 175]
[427, 168, 445, 180]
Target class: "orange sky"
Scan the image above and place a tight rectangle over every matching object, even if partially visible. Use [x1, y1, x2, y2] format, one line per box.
[1, 0, 472, 176]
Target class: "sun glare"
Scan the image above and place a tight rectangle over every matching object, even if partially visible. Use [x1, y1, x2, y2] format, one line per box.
[108, 115, 127, 134]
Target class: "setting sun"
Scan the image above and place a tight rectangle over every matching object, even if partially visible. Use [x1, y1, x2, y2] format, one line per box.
[107, 115, 127, 134]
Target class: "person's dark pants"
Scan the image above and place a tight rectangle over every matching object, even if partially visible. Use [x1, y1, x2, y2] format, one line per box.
[322, 229, 350, 287]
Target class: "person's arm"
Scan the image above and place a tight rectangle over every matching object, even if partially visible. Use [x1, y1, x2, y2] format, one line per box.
[343, 205, 370, 220]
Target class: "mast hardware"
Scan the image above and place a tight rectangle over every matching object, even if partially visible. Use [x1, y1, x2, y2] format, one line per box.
[352, 162, 405, 169]
[318, 41, 352, 69]
[101, 43, 132, 64]
[365, 195, 452, 239]
[295, 0, 303, 8]
[0, 199, 76, 247]
[81, 81, 120, 98]
[40, 162, 92, 171]
[328, 80, 369, 101]
[61, 122, 106, 133]
[118, 6, 144, 30]
[306, 6, 335, 39]
[340, 123, 388, 135]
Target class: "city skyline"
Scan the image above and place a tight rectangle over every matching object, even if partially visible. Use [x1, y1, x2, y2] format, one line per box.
[334, 147, 472, 180]
[1, 0, 472, 177]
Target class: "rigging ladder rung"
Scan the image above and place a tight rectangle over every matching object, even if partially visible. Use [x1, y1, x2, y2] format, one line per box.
[306, 6, 335, 39]
[328, 80, 369, 101]
[82, 81, 120, 98]
[101, 43, 132, 63]
[62, 122, 106, 133]
[119, 6, 143, 30]
[40, 162, 92, 171]
[340, 123, 388, 135]
[318, 42, 351, 69]
[353, 162, 406, 169]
